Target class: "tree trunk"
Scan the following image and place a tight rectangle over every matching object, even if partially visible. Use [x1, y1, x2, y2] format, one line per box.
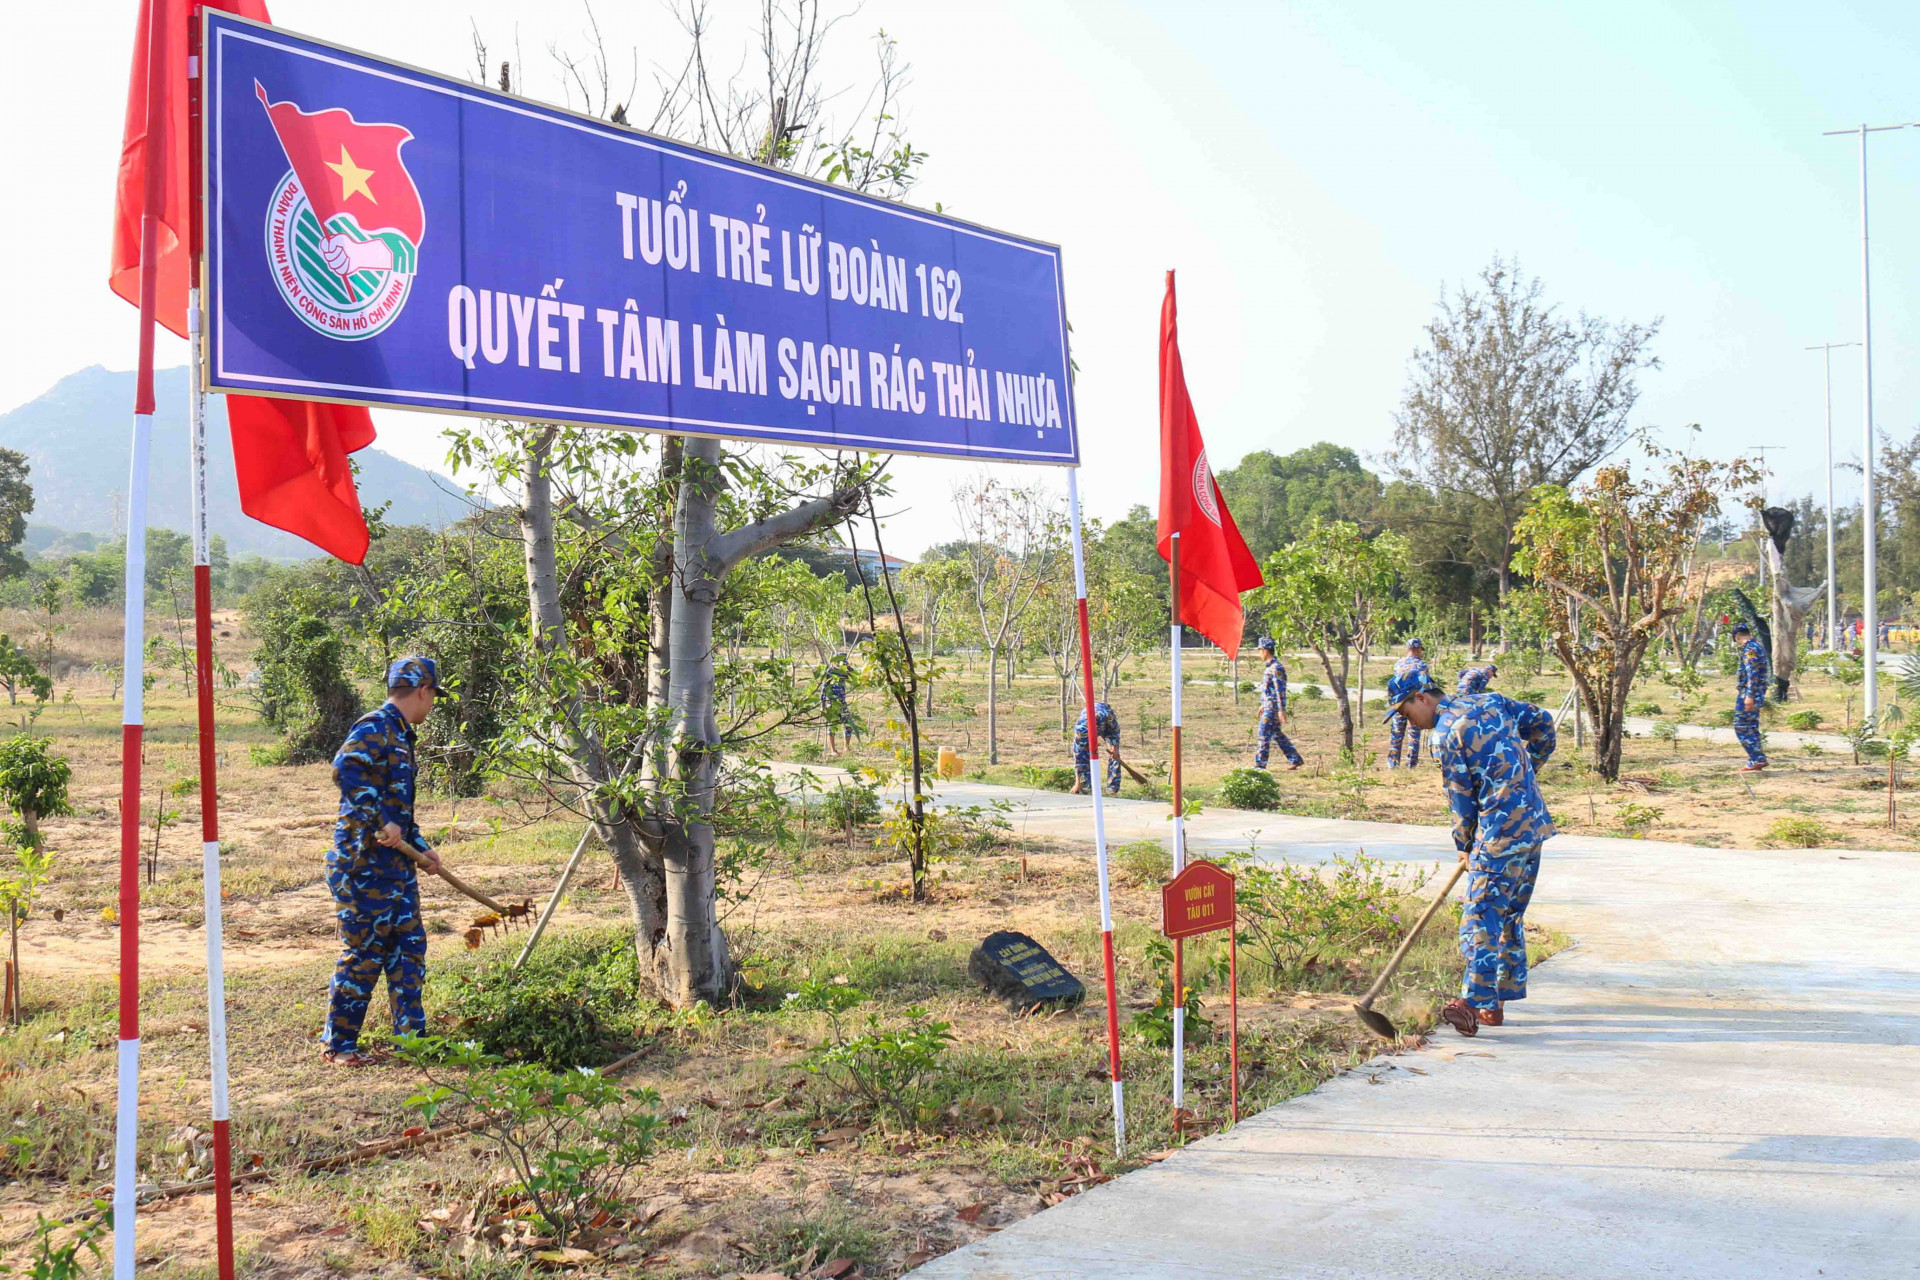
[986, 644, 1001, 764]
[1312, 642, 1354, 754]
[646, 436, 684, 716]
[923, 613, 937, 717]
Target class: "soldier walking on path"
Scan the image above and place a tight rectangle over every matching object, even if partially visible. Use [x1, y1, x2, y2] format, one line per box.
[1385, 665, 1557, 1037]
[1457, 661, 1497, 695]
[818, 652, 860, 754]
[1253, 636, 1303, 771]
[1070, 700, 1123, 796]
[1732, 621, 1769, 772]
[1386, 638, 1430, 768]
[322, 656, 443, 1068]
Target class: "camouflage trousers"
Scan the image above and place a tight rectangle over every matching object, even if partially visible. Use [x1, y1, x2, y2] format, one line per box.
[324, 864, 427, 1053]
[821, 695, 859, 740]
[1458, 842, 1541, 1010]
[1733, 708, 1767, 767]
[1387, 713, 1423, 768]
[1073, 734, 1121, 796]
[1254, 710, 1302, 769]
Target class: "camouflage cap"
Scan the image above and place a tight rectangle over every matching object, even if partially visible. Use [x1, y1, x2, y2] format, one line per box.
[1256, 636, 1276, 652]
[1406, 637, 1425, 650]
[1381, 667, 1440, 723]
[386, 655, 440, 692]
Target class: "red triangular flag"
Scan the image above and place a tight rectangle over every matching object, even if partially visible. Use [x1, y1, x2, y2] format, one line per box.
[1156, 270, 1263, 658]
[112, 0, 378, 564]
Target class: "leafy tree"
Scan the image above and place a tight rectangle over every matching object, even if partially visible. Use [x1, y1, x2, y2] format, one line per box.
[949, 477, 1064, 763]
[0, 449, 34, 583]
[144, 528, 193, 595]
[1513, 446, 1758, 780]
[245, 582, 364, 763]
[1389, 257, 1661, 607]
[0, 636, 49, 707]
[0, 733, 71, 1025]
[1216, 443, 1381, 560]
[65, 548, 123, 607]
[1252, 520, 1407, 753]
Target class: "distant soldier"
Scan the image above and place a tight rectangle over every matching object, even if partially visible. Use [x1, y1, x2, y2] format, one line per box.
[1385, 665, 1557, 1037]
[1457, 660, 1498, 696]
[1252, 636, 1303, 771]
[1386, 638, 1430, 769]
[1071, 700, 1122, 797]
[322, 656, 443, 1067]
[818, 653, 859, 753]
[1732, 621, 1769, 772]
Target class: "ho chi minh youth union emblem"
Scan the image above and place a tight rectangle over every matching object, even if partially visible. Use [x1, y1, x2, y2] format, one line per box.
[1192, 449, 1221, 526]
[256, 82, 424, 340]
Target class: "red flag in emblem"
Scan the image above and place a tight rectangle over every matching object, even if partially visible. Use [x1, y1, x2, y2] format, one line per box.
[1156, 270, 1263, 658]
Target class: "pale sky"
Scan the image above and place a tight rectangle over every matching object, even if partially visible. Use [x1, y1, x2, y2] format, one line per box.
[9, 1, 1920, 555]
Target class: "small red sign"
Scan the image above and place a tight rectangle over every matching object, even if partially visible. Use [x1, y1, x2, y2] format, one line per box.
[1161, 860, 1235, 939]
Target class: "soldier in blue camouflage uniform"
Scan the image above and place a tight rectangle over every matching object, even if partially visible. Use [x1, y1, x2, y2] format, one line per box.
[1252, 637, 1303, 770]
[818, 653, 859, 753]
[1386, 665, 1557, 1037]
[1732, 621, 1769, 771]
[1071, 700, 1123, 796]
[322, 657, 443, 1066]
[1386, 638, 1430, 768]
[1456, 661, 1497, 696]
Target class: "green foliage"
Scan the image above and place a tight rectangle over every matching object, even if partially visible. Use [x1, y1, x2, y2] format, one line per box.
[1766, 816, 1832, 848]
[1111, 838, 1171, 887]
[0, 636, 49, 708]
[820, 780, 880, 835]
[0, 735, 72, 846]
[1218, 767, 1282, 811]
[1228, 851, 1420, 987]
[1614, 801, 1663, 835]
[1629, 701, 1663, 716]
[1650, 721, 1679, 750]
[1129, 937, 1214, 1047]
[1786, 709, 1824, 731]
[0, 449, 34, 584]
[245, 582, 363, 763]
[738, 1202, 882, 1275]
[1215, 443, 1382, 562]
[1296, 682, 1323, 700]
[399, 1037, 665, 1247]
[791, 738, 824, 762]
[786, 980, 955, 1126]
[6, 1204, 111, 1279]
[426, 928, 641, 1069]
[1020, 764, 1075, 792]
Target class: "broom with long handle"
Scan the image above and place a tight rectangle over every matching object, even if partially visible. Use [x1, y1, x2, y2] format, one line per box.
[1353, 859, 1468, 1040]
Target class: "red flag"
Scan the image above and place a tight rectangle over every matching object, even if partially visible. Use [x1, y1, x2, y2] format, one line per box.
[1156, 271, 1263, 658]
[255, 81, 425, 245]
[112, 0, 377, 564]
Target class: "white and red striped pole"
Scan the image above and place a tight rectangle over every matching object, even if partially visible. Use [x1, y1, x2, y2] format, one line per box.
[1066, 469, 1125, 1155]
[114, 7, 166, 1270]
[186, 10, 238, 1276]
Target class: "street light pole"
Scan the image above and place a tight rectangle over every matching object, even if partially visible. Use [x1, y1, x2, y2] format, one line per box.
[1825, 122, 1908, 715]
[1807, 342, 1858, 651]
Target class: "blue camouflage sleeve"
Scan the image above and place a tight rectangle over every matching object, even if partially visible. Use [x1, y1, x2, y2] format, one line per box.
[384, 741, 422, 848]
[333, 721, 383, 830]
[1506, 696, 1558, 769]
[1440, 727, 1479, 853]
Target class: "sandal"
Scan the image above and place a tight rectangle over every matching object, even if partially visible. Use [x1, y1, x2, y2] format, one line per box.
[322, 1049, 373, 1068]
[1476, 1006, 1503, 1027]
[1440, 999, 1479, 1038]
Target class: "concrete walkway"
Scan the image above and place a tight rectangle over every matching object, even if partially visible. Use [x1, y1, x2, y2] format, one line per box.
[871, 776, 1920, 1279]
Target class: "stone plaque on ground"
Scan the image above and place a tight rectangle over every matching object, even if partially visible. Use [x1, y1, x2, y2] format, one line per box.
[968, 930, 1085, 1013]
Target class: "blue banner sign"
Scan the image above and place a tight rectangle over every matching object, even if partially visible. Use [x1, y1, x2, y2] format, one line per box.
[202, 13, 1077, 465]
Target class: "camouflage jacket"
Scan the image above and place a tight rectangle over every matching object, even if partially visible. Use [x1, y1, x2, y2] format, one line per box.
[1737, 638, 1770, 704]
[1261, 658, 1289, 716]
[1456, 665, 1495, 696]
[331, 701, 423, 881]
[1074, 701, 1121, 746]
[1432, 693, 1557, 858]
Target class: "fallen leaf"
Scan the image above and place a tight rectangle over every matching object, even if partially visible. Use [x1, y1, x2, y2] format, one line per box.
[401, 1126, 425, 1139]
[955, 1202, 987, 1224]
[51, 908, 63, 922]
[318, 1224, 348, 1238]
[814, 1258, 856, 1278]
[533, 1246, 595, 1266]
[903, 1252, 934, 1268]
[1407, 1067, 1429, 1076]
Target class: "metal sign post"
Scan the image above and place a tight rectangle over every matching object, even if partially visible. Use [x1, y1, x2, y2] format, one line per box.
[1161, 859, 1239, 1126]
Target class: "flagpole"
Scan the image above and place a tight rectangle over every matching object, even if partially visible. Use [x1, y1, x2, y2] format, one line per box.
[115, 7, 168, 1273]
[186, 9, 237, 1276]
[1168, 532, 1185, 1121]
[1067, 469, 1126, 1156]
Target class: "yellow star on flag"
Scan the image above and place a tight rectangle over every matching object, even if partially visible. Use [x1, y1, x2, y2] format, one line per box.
[325, 145, 377, 204]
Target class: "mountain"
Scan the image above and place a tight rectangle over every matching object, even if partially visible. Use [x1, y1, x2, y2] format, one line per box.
[0, 366, 473, 559]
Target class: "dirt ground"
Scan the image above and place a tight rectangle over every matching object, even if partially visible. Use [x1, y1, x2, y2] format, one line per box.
[0, 611, 1522, 1279]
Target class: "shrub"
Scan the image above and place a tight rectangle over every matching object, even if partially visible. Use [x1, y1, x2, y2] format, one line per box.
[400, 1037, 665, 1248]
[1130, 937, 1211, 1047]
[1786, 710, 1823, 731]
[786, 979, 954, 1126]
[1713, 708, 1736, 727]
[1650, 721, 1679, 750]
[1513, 687, 1549, 705]
[1614, 801, 1663, 835]
[1229, 851, 1420, 987]
[1766, 816, 1832, 848]
[1297, 683, 1323, 701]
[1236, 679, 1255, 694]
[821, 780, 881, 834]
[426, 927, 640, 1069]
[1019, 765, 1076, 792]
[246, 584, 363, 763]
[791, 738, 824, 762]
[1629, 700, 1664, 716]
[1111, 838, 1171, 887]
[1218, 767, 1281, 811]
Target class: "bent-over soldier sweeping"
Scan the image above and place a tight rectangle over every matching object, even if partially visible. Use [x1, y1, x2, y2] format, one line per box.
[322, 656, 443, 1067]
[1385, 666, 1556, 1037]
